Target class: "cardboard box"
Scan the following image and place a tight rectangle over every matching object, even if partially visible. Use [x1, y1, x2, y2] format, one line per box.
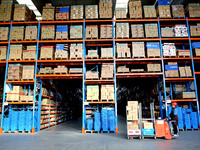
[143, 122, 153, 129]
[129, 1, 142, 19]
[146, 42, 160, 58]
[9, 44, 23, 60]
[101, 63, 114, 79]
[116, 43, 131, 58]
[11, 26, 24, 41]
[86, 50, 98, 59]
[116, 23, 129, 39]
[190, 24, 200, 37]
[70, 5, 83, 20]
[179, 67, 186, 77]
[87, 85, 99, 101]
[55, 44, 68, 59]
[7, 64, 23, 80]
[99, 1, 112, 18]
[86, 71, 99, 79]
[70, 43, 83, 59]
[41, 25, 55, 40]
[161, 27, 174, 37]
[22, 65, 34, 80]
[195, 48, 200, 56]
[25, 26, 37, 40]
[147, 64, 161, 72]
[39, 67, 54, 74]
[185, 3, 200, 18]
[174, 25, 188, 37]
[0, 46, 7, 60]
[101, 48, 113, 58]
[85, 5, 98, 19]
[70, 25, 82, 39]
[100, 25, 113, 39]
[132, 42, 145, 58]
[182, 92, 196, 99]
[0, 27, 9, 41]
[185, 66, 192, 77]
[178, 50, 191, 57]
[69, 68, 83, 74]
[145, 24, 158, 38]
[131, 24, 144, 38]
[157, 5, 171, 18]
[56, 25, 68, 40]
[56, 6, 69, 20]
[172, 5, 185, 18]
[40, 46, 54, 59]
[6, 85, 24, 102]
[86, 25, 98, 39]
[162, 43, 176, 57]
[54, 65, 68, 74]
[42, 3, 55, 21]
[117, 66, 129, 73]
[116, 8, 127, 19]
[165, 70, 179, 78]
[23, 45, 36, 60]
[101, 84, 114, 100]
[0, 0, 13, 22]
[143, 5, 157, 18]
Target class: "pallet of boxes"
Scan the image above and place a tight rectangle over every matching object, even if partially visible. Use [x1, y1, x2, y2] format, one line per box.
[9, 44, 23, 61]
[42, 3, 55, 21]
[25, 26, 37, 41]
[40, 46, 54, 60]
[70, 5, 83, 20]
[55, 44, 68, 60]
[54, 65, 68, 74]
[86, 70, 99, 80]
[6, 85, 24, 102]
[0, 46, 7, 61]
[0, 27, 9, 41]
[116, 43, 131, 58]
[126, 101, 142, 139]
[85, 50, 99, 59]
[101, 63, 114, 79]
[99, 0, 112, 18]
[185, 3, 200, 18]
[7, 64, 22, 81]
[86, 85, 99, 102]
[0, 0, 13, 22]
[101, 85, 114, 102]
[165, 62, 179, 78]
[129, 0, 142, 19]
[22, 65, 34, 81]
[192, 42, 200, 57]
[23, 45, 36, 60]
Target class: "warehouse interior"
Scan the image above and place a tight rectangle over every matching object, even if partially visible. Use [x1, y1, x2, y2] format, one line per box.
[0, 0, 200, 149]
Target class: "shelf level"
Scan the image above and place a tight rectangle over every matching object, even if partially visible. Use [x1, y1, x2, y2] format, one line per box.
[116, 72, 163, 78]
[163, 99, 197, 102]
[165, 78, 194, 82]
[6, 102, 34, 105]
[36, 74, 83, 79]
[39, 40, 83, 43]
[8, 60, 36, 63]
[86, 101, 116, 104]
[115, 38, 160, 42]
[42, 95, 56, 100]
[6, 80, 35, 84]
[85, 79, 114, 84]
[195, 72, 200, 75]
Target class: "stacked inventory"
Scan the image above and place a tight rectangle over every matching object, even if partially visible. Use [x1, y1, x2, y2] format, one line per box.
[101, 63, 114, 79]
[70, 43, 83, 59]
[86, 50, 98, 59]
[116, 8, 127, 19]
[165, 62, 179, 77]
[178, 50, 190, 57]
[86, 71, 99, 79]
[101, 48, 113, 58]
[56, 6, 69, 20]
[86, 85, 99, 101]
[41, 25, 55, 40]
[94, 112, 101, 132]
[163, 43, 176, 57]
[101, 108, 108, 131]
[145, 24, 158, 38]
[116, 43, 131, 58]
[143, 6, 157, 18]
[161, 27, 174, 37]
[101, 85, 114, 101]
[179, 66, 192, 77]
[172, 5, 185, 18]
[70, 25, 82, 39]
[131, 24, 144, 38]
[40, 46, 54, 60]
[147, 64, 161, 72]
[129, 0, 142, 19]
[157, 5, 171, 18]
[54, 66, 68, 74]
[23, 45, 36, 60]
[25, 26, 37, 41]
[42, 3, 55, 21]
[7, 64, 22, 80]
[55, 44, 68, 59]
[192, 42, 200, 56]
[0, 46, 7, 60]
[0, 27, 9, 41]
[174, 25, 188, 37]
[69, 68, 83, 74]
[99, 0, 112, 18]
[6, 85, 23, 102]
[86, 25, 98, 39]
[132, 42, 145, 58]
[22, 65, 34, 80]
[70, 5, 83, 20]
[85, 5, 98, 19]
[117, 66, 129, 73]
[100, 25, 113, 39]
[9, 44, 23, 60]
[0, 0, 13, 22]
[116, 23, 129, 39]
[190, 23, 200, 37]
[11, 26, 24, 41]
[185, 3, 200, 18]
[56, 25, 68, 40]
[146, 42, 160, 58]
[39, 67, 54, 74]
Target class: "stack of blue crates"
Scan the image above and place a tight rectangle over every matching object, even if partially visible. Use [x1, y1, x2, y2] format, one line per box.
[177, 107, 184, 130]
[34, 111, 38, 131]
[10, 111, 19, 131]
[101, 108, 108, 131]
[108, 110, 115, 132]
[94, 112, 101, 131]
[87, 119, 94, 130]
[18, 110, 26, 131]
[26, 110, 33, 131]
[3, 118, 10, 131]
[191, 112, 198, 129]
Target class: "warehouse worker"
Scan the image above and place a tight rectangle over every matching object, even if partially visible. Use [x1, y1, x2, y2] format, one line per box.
[170, 102, 179, 136]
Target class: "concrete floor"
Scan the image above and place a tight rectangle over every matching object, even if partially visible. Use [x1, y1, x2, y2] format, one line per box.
[0, 117, 200, 150]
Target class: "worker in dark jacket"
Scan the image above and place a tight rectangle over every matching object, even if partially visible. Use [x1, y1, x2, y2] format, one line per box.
[170, 102, 178, 136]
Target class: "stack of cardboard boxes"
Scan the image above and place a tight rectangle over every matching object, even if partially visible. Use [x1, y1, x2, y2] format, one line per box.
[131, 68, 145, 72]
[182, 92, 196, 99]
[86, 25, 98, 39]
[116, 43, 131, 58]
[165, 62, 179, 78]
[0, 46, 7, 60]
[145, 24, 158, 38]
[11, 26, 24, 41]
[101, 85, 114, 101]
[54, 66, 68, 74]
[101, 48, 113, 58]
[40, 46, 54, 60]
[85, 5, 98, 19]
[0, 0, 13, 22]
[86, 71, 99, 79]
[42, 87, 49, 96]
[116, 8, 127, 19]
[70, 43, 83, 59]
[9, 44, 23, 60]
[132, 42, 145, 58]
[56, 6, 69, 20]
[42, 3, 55, 21]
[41, 25, 55, 40]
[100, 25, 113, 39]
[131, 24, 144, 38]
[87, 85, 99, 101]
[56, 25, 68, 40]
[174, 25, 188, 37]
[70, 5, 83, 20]
[117, 66, 129, 73]
[86, 50, 98, 59]
[7, 64, 23, 80]
[178, 50, 191, 57]
[195, 48, 200, 57]
[39, 67, 54, 74]
[143, 6, 157, 18]
[22, 65, 34, 80]
[25, 26, 37, 40]
[143, 122, 154, 130]
[20, 93, 33, 102]
[186, 3, 200, 18]
[161, 27, 174, 37]
[69, 68, 83, 74]
[172, 5, 185, 18]
[146, 42, 160, 58]
[147, 64, 161, 72]
[179, 66, 192, 77]
[129, 0, 142, 19]
[70, 25, 83, 39]
[190, 23, 200, 37]
[0, 27, 9, 41]
[116, 23, 129, 39]
[55, 44, 68, 59]
[162, 43, 176, 57]
[6, 86, 24, 102]
[99, 0, 112, 18]
[23, 45, 36, 60]
[101, 63, 114, 79]
[157, 5, 171, 18]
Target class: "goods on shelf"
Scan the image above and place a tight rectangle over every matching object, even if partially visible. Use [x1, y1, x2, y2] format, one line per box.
[185, 3, 200, 18]
[54, 65, 68, 74]
[147, 64, 161, 72]
[94, 112, 101, 131]
[7, 64, 22, 80]
[0, 46, 7, 60]
[86, 25, 98, 39]
[192, 42, 200, 56]
[174, 25, 188, 37]
[39, 67, 54, 74]
[162, 43, 176, 57]
[182, 92, 196, 99]
[86, 119, 94, 130]
[56, 6, 69, 20]
[146, 42, 160, 58]
[157, 5, 171, 18]
[129, 0, 142, 19]
[70, 5, 83, 20]
[116, 8, 126, 19]
[69, 68, 83, 74]
[55, 44, 68, 59]
[70, 43, 83, 59]
[56, 25, 68, 40]
[165, 62, 179, 77]
[41, 25, 55, 40]
[117, 66, 129, 73]
[23, 45, 36, 60]
[101, 48, 113, 58]
[116, 43, 131, 58]
[143, 5, 157, 18]
[190, 23, 200, 37]
[195, 48, 200, 56]
[172, 5, 185, 18]
[86, 50, 98, 59]
[20, 94, 34, 102]
[161, 27, 174, 37]
[9, 44, 23, 60]
[177, 50, 190, 57]
[145, 24, 158, 38]
[173, 84, 187, 92]
[131, 24, 144, 38]
[101, 63, 114, 79]
[25, 26, 37, 41]
[0, 0, 13, 22]
[86, 71, 99, 79]
[42, 87, 49, 96]
[132, 42, 145, 58]
[143, 122, 153, 129]
[6, 85, 23, 102]
[11, 26, 24, 41]
[100, 25, 113, 39]
[86, 85, 99, 101]
[0, 27, 9, 41]
[131, 68, 144, 72]
[22, 65, 34, 80]
[42, 3, 55, 21]
[116, 23, 129, 39]
[101, 108, 115, 132]
[85, 5, 98, 19]
[99, 0, 112, 18]
[101, 85, 114, 101]
[40, 46, 54, 60]
[179, 66, 192, 77]
[70, 25, 83, 39]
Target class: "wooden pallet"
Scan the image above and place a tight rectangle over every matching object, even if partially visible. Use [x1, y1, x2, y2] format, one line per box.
[178, 55, 190, 58]
[11, 39, 23, 41]
[9, 58, 22, 61]
[3, 131, 31, 133]
[21, 79, 34, 81]
[101, 57, 114, 59]
[85, 78, 99, 80]
[54, 72, 68, 74]
[117, 57, 131, 59]
[0, 59, 6, 61]
[41, 38, 54, 40]
[117, 71, 130, 73]
[147, 56, 161, 58]
[101, 78, 114, 80]
[86, 37, 98, 39]
[55, 58, 68, 60]
[6, 100, 13, 102]
[85, 56, 99, 59]
[100, 99, 114, 102]
[85, 130, 100, 133]
[116, 37, 129, 39]
[164, 56, 176, 58]
[23, 58, 36, 60]
[24, 38, 37, 41]
[56, 38, 69, 40]
[7, 79, 21, 81]
[132, 56, 145, 58]
[40, 58, 53, 60]
[147, 71, 161, 73]
[70, 57, 83, 60]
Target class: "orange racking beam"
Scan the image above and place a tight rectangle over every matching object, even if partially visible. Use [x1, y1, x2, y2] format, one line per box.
[165, 78, 194, 81]
[115, 38, 160, 42]
[6, 80, 35, 84]
[163, 99, 197, 102]
[88, 101, 115, 104]
[114, 19, 158, 22]
[116, 72, 163, 78]
[85, 79, 114, 84]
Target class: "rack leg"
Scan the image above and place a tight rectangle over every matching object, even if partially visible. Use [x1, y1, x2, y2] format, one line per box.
[115, 127, 118, 133]
[82, 127, 85, 134]
[31, 127, 35, 134]
[0, 127, 2, 133]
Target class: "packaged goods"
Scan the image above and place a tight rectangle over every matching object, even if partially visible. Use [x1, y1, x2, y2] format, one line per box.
[101, 48, 113, 58]
[182, 92, 196, 99]
[40, 46, 54, 60]
[86, 25, 98, 39]
[132, 42, 145, 58]
[25, 26, 37, 40]
[42, 3, 55, 21]
[69, 68, 83, 74]
[6, 85, 24, 102]
[85, 5, 98, 19]
[185, 3, 200, 18]
[22, 65, 34, 80]
[165, 62, 179, 78]
[146, 42, 160, 58]
[41, 25, 55, 40]
[143, 6, 157, 18]
[116, 23, 129, 39]
[0, 46, 7, 60]
[101, 85, 114, 100]
[55, 44, 68, 59]
[172, 5, 185, 18]
[56, 25, 68, 40]
[145, 24, 158, 38]
[86, 50, 98, 59]
[0, 0, 13, 22]
[101, 63, 114, 79]
[87, 85, 99, 101]
[39, 67, 54, 74]
[147, 64, 161, 72]
[70, 25, 82, 39]
[178, 50, 191, 57]
[129, 1, 142, 19]
[117, 66, 129, 73]
[11, 26, 24, 41]
[70, 43, 83, 59]
[86, 71, 99, 79]
[116, 8, 127, 19]
[7, 64, 23, 80]
[127, 101, 139, 121]
[116, 43, 131, 58]
[70, 5, 83, 20]
[161, 27, 174, 37]
[195, 48, 200, 56]
[99, 0, 112, 18]
[56, 6, 69, 20]
[0, 27, 9, 41]
[131, 24, 144, 38]
[9, 44, 23, 60]
[143, 122, 153, 129]
[54, 65, 68, 74]
[23, 45, 36, 60]
[162, 43, 176, 57]
[174, 25, 188, 37]
[190, 24, 200, 37]
[157, 5, 171, 18]
[100, 25, 113, 39]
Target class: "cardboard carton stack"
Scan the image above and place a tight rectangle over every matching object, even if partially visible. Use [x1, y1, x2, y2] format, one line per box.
[172, 5, 185, 18]
[87, 85, 99, 101]
[179, 66, 192, 77]
[86, 25, 98, 39]
[11, 26, 24, 41]
[190, 24, 200, 37]
[195, 48, 200, 56]
[70, 5, 83, 20]
[101, 48, 113, 58]
[7, 64, 23, 80]
[182, 92, 196, 99]
[143, 122, 153, 129]
[178, 50, 191, 57]
[143, 6, 157, 18]
[20, 93, 34, 102]
[85, 5, 98, 19]
[39, 67, 54, 74]
[116, 23, 129, 39]
[25, 26, 37, 40]
[42, 3, 55, 21]
[40, 46, 54, 60]
[162, 43, 176, 57]
[101, 63, 114, 79]
[174, 25, 188, 37]
[0, 0, 13, 22]
[101, 85, 114, 101]
[129, 1, 142, 19]
[132, 42, 145, 58]
[86, 50, 98, 59]
[9, 44, 23, 60]
[117, 66, 129, 73]
[0, 27, 9, 41]
[56, 6, 69, 20]
[165, 62, 179, 78]
[22, 65, 34, 80]
[0, 46, 7, 60]
[127, 101, 139, 131]
[55, 44, 68, 59]
[6, 86, 24, 102]
[131, 24, 144, 38]
[185, 3, 200, 18]
[116, 8, 127, 19]
[173, 84, 187, 92]
[86, 71, 99, 79]
[131, 68, 145, 72]
[145, 24, 158, 38]
[100, 25, 113, 39]
[116, 43, 131, 58]
[23, 45, 36, 60]
[69, 68, 83, 74]
[147, 64, 161, 72]
[70, 25, 82, 39]
[161, 27, 174, 37]
[157, 5, 171, 18]
[42, 87, 49, 96]
[54, 65, 68, 74]
[146, 42, 160, 58]
[99, 0, 112, 18]
[70, 43, 83, 59]
[41, 25, 55, 40]
[56, 25, 68, 40]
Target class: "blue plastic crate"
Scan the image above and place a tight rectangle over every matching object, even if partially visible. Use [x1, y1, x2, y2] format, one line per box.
[185, 113, 192, 129]
[191, 112, 198, 129]
[87, 119, 94, 130]
[146, 42, 160, 49]
[59, 7, 69, 13]
[192, 42, 200, 48]
[25, 111, 33, 131]
[94, 112, 101, 131]
[57, 25, 68, 32]
[101, 109, 108, 131]
[18, 111, 26, 131]
[177, 107, 184, 130]
[3, 118, 10, 131]
[158, 0, 170, 5]
[165, 65, 178, 71]
[142, 129, 155, 136]
[10, 111, 19, 131]
[109, 117, 115, 131]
